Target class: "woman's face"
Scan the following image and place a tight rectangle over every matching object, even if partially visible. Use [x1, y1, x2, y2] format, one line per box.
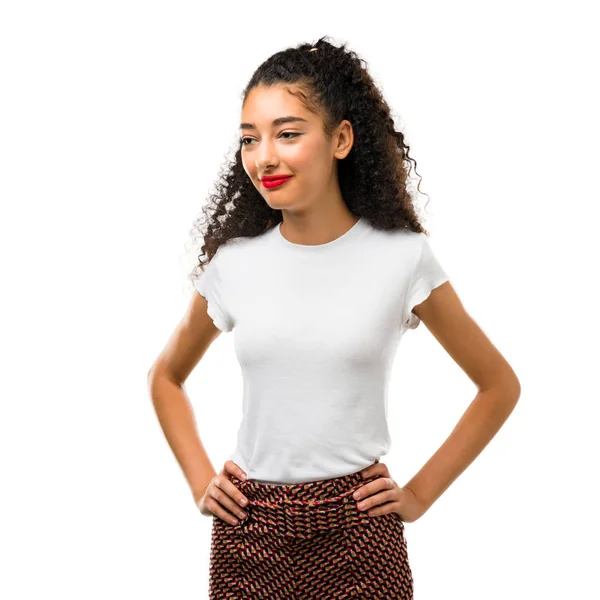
[240, 84, 352, 213]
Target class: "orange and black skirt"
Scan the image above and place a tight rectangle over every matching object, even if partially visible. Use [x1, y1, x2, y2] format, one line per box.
[208, 465, 414, 599]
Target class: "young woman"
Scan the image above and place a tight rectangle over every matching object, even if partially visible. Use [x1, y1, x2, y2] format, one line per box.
[148, 36, 520, 599]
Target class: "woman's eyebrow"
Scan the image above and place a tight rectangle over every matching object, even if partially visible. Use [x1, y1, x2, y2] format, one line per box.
[239, 116, 308, 131]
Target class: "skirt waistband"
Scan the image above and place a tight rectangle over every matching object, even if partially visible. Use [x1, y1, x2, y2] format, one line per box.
[229, 460, 385, 539]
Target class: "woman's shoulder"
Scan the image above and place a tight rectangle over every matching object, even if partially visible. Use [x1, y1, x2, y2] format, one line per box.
[364, 222, 425, 250]
[212, 228, 273, 269]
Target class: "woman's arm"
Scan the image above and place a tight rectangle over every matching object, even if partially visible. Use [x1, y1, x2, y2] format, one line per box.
[147, 291, 223, 502]
[402, 281, 521, 512]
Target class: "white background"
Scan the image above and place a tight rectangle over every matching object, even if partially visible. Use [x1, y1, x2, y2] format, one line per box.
[2, 1, 598, 598]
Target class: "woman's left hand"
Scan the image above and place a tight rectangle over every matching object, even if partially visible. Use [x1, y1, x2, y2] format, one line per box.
[352, 461, 428, 524]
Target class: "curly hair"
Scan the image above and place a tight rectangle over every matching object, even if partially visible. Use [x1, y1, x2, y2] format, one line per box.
[184, 35, 433, 292]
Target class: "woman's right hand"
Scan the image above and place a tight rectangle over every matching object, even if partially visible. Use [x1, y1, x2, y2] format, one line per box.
[195, 460, 250, 526]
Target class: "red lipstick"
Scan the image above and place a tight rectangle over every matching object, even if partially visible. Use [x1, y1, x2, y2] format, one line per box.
[261, 175, 293, 189]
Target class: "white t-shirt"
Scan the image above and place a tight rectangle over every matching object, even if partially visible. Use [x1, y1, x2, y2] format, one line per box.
[193, 216, 449, 485]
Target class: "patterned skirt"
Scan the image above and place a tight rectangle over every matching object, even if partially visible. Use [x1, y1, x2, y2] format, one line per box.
[208, 464, 413, 599]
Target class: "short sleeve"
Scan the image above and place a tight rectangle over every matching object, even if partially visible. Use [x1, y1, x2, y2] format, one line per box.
[191, 247, 234, 333]
[402, 235, 449, 330]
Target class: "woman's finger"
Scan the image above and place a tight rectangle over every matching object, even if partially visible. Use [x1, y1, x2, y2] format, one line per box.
[354, 475, 394, 499]
[206, 496, 241, 526]
[361, 460, 388, 478]
[356, 488, 397, 513]
[225, 459, 247, 481]
[208, 476, 249, 525]
[364, 500, 402, 518]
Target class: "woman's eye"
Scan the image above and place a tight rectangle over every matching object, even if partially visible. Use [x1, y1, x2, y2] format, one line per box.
[240, 132, 301, 146]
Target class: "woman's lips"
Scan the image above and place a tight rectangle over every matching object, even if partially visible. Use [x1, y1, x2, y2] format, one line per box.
[261, 176, 292, 189]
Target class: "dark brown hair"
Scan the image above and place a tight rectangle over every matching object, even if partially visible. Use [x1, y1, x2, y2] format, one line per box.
[186, 35, 431, 287]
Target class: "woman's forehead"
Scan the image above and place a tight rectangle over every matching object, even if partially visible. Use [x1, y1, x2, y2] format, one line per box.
[241, 85, 310, 121]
